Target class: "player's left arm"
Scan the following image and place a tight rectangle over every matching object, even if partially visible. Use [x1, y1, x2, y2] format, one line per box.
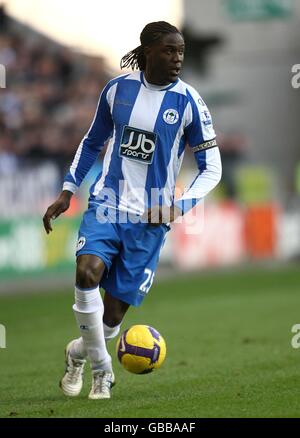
[174, 147, 222, 215]
[173, 89, 222, 216]
[144, 144, 221, 225]
[144, 89, 222, 225]
[147, 147, 221, 225]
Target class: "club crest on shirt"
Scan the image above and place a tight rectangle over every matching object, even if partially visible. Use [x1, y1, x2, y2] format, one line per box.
[76, 236, 86, 252]
[163, 109, 179, 125]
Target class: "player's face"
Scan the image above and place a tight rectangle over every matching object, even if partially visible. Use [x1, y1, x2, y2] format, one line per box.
[145, 33, 185, 85]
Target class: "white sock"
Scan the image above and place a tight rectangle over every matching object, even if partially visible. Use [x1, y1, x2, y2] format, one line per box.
[70, 337, 87, 360]
[73, 286, 112, 372]
[103, 322, 121, 342]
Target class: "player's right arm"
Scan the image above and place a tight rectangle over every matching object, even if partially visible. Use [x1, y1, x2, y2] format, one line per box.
[43, 190, 73, 234]
[43, 82, 114, 234]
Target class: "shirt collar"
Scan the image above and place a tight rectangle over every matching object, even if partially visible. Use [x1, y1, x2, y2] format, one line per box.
[140, 71, 179, 91]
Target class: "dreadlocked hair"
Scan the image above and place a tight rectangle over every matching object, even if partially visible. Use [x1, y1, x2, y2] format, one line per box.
[120, 21, 181, 71]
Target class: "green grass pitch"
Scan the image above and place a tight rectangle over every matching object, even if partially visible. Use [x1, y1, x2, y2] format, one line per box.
[1, 265, 300, 418]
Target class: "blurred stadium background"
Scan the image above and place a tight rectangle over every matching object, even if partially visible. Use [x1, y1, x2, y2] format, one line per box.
[1, 0, 300, 418]
[1, 0, 300, 288]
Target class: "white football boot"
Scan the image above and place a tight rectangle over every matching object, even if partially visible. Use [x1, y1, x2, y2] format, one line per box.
[88, 370, 115, 400]
[60, 340, 86, 397]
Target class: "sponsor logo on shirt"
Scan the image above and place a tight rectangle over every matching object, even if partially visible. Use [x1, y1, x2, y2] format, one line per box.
[114, 99, 133, 107]
[119, 126, 157, 165]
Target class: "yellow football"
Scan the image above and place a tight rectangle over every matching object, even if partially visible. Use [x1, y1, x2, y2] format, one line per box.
[116, 325, 166, 374]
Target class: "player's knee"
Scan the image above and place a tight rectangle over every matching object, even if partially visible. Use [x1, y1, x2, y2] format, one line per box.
[76, 265, 97, 288]
[76, 257, 104, 288]
[103, 312, 123, 328]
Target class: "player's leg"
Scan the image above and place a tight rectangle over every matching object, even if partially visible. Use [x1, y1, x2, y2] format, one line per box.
[103, 292, 130, 342]
[66, 254, 106, 361]
[74, 254, 115, 399]
[61, 204, 120, 399]
[74, 254, 112, 370]
[70, 287, 130, 357]
[61, 254, 113, 397]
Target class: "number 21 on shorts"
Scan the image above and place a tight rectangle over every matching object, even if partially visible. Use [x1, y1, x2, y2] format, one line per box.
[139, 269, 155, 294]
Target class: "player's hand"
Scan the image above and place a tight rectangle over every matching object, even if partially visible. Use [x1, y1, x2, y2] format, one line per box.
[43, 190, 73, 234]
[142, 205, 182, 226]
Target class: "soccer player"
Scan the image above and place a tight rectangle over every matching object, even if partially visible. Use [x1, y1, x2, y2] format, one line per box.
[43, 21, 222, 400]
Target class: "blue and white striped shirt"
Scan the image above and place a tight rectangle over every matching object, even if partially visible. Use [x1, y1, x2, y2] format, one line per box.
[63, 71, 222, 215]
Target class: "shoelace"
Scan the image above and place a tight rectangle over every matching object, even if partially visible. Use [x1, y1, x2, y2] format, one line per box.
[67, 359, 84, 384]
[93, 372, 112, 394]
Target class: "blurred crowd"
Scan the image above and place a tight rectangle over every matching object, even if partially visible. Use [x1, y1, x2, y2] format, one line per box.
[0, 6, 110, 178]
[0, 6, 247, 200]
